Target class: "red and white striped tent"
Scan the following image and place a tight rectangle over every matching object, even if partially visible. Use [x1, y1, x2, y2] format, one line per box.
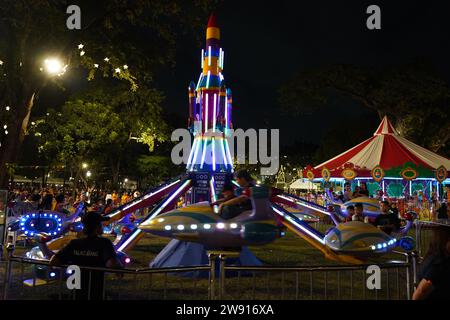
[314, 116, 450, 176]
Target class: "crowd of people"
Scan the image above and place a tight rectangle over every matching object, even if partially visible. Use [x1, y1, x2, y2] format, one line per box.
[5, 186, 143, 219]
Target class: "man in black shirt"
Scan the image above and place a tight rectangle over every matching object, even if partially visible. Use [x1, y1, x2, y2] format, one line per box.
[373, 200, 400, 235]
[50, 211, 122, 300]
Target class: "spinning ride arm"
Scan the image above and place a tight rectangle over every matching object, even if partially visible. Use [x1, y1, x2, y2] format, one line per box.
[271, 189, 340, 225]
[115, 178, 193, 253]
[271, 203, 364, 264]
[106, 175, 186, 223]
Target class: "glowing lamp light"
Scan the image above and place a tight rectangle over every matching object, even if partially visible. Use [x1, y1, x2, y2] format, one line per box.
[190, 224, 198, 230]
[164, 225, 172, 231]
[50, 272, 56, 278]
[203, 224, 211, 230]
[44, 58, 66, 75]
[216, 223, 225, 229]
[157, 218, 164, 223]
[377, 244, 382, 250]
[177, 225, 185, 231]
[230, 223, 238, 229]
[86, 171, 92, 177]
[124, 257, 131, 264]
[371, 245, 376, 250]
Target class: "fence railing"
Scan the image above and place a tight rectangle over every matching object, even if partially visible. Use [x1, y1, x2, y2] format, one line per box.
[1, 249, 212, 300]
[215, 251, 416, 300]
[0, 247, 417, 300]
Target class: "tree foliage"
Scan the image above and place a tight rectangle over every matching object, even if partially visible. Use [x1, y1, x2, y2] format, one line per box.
[278, 62, 450, 156]
[0, 0, 218, 187]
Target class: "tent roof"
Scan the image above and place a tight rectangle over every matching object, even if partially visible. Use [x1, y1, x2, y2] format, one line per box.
[314, 116, 450, 172]
[290, 178, 319, 190]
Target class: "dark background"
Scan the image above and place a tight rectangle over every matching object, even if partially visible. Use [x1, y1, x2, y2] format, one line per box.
[158, 0, 450, 146]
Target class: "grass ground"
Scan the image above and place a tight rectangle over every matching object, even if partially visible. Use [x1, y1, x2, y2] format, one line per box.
[2, 224, 427, 300]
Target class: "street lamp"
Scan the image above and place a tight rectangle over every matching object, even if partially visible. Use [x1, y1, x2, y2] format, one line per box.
[86, 171, 92, 178]
[82, 163, 88, 169]
[124, 178, 128, 183]
[43, 58, 67, 76]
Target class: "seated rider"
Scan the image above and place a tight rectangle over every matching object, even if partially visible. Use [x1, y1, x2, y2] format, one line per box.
[345, 205, 355, 222]
[211, 183, 236, 207]
[217, 170, 255, 220]
[372, 200, 401, 235]
[352, 203, 365, 222]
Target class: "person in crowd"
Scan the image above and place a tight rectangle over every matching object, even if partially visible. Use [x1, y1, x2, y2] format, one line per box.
[54, 193, 66, 213]
[345, 205, 355, 222]
[49, 210, 123, 300]
[390, 201, 399, 217]
[102, 199, 114, 215]
[353, 203, 365, 222]
[39, 189, 54, 210]
[358, 182, 369, 197]
[413, 226, 450, 300]
[352, 186, 362, 198]
[217, 170, 255, 220]
[436, 202, 448, 220]
[343, 183, 353, 202]
[120, 191, 129, 205]
[372, 200, 400, 235]
[112, 191, 119, 206]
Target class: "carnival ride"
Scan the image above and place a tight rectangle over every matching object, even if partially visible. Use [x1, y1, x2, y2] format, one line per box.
[19, 14, 419, 286]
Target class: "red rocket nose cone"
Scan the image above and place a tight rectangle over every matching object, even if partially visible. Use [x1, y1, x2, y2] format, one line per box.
[207, 13, 218, 28]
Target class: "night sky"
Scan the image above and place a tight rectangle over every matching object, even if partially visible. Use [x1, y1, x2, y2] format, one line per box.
[159, 0, 450, 146]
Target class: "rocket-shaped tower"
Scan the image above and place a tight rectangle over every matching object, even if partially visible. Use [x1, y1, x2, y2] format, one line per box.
[186, 14, 234, 174]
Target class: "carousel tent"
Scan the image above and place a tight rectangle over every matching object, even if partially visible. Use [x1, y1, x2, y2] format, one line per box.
[314, 116, 450, 173]
[290, 178, 319, 190]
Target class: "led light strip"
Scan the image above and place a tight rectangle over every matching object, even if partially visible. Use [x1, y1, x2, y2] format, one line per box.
[210, 177, 219, 214]
[186, 138, 198, 167]
[224, 138, 233, 169]
[196, 73, 203, 90]
[212, 138, 216, 171]
[277, 195, 330, 216]
[208, 46, 211, 66]
[200, 137, 208, 169]
[201, 49, 204, 68]
[213, 93, 217, 132]
[117, 180, 192, 252]
[190, 138, 202, 171]
[220, 138, 228, 166]
[205, 92, 209, 132]
[272, 206, 324, 244]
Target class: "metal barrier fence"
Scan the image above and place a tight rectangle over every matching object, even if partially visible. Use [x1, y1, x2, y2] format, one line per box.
[215, 251, 416, 300]
[1, 249, 417, 300]
[1, 253, 212, 300]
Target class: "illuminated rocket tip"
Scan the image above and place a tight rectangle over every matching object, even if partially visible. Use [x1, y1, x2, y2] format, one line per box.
[207, 13, 218, 28]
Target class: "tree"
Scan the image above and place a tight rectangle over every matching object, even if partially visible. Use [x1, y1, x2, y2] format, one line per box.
[136, 155, 183, 188]
[278, 62, 450, 156]
[0, 0, 217, 187]
[33, 79, 169, 188]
